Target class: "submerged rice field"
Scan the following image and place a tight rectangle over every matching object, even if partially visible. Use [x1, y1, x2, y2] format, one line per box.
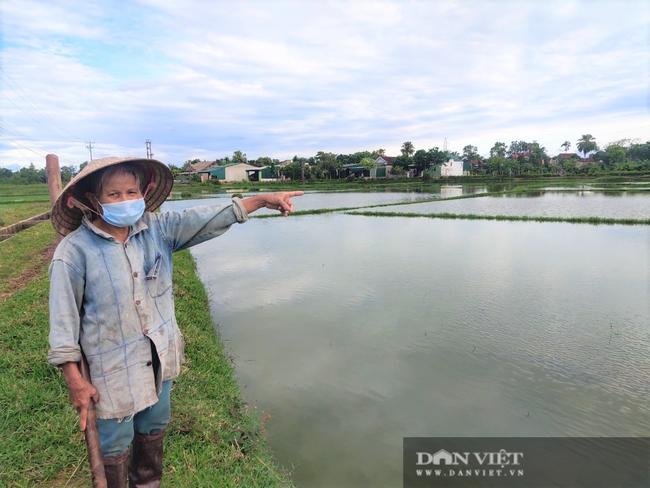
[161, 181, 650, 488]
[345, 190, 650, 220]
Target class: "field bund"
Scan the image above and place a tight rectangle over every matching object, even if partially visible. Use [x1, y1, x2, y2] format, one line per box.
[0, 221, 291, 487]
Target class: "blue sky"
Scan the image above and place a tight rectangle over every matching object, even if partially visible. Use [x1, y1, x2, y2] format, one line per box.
[1, 0, 648, 168]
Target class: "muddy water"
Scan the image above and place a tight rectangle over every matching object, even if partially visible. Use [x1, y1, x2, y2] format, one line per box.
[162, 195, 650, 488]
[362, 191, 650, 220]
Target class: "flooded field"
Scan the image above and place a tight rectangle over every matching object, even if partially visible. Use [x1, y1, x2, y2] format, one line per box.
[359, 191, 650, 220]
[166, 189, 442, 213]
[162, 188, 650, 488]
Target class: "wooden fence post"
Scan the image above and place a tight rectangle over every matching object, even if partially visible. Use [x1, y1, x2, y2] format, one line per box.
[45, 154, 63, 244]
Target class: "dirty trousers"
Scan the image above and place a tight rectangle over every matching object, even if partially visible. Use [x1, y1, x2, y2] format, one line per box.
[97, 380, 172, 457]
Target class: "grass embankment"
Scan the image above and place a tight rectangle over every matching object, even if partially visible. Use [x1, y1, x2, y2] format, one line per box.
[251, 190, 504, 219]
[345, 211, 650, 226]
[252, 185, 650, 224]
[0, 222, 56, 300]
[0, 229, 292, 486]
[0, 185, 52, 227]
[0, 202, 52, 227]
[0, 185, 51, 205]
[175, 172, 650, 194]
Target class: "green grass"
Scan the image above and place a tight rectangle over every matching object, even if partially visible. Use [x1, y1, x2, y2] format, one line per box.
[0, 244, 292, 486]
[251, 191, 502, 219]
[165, 250, 292, 487]
[0, 194, 51, 204]
[0, 222, 56, 297]
[0, 184, 50, 197]
[175, 172, 650, 194]
[0, 202, 52, 227]
[0, 266, 81, 487]
[509, 180, 650, 192]
[0, 184, 52, 205]
[175, 179, 424, 194]
[252, 206, 368, 218]
[345, 211, 650, 226]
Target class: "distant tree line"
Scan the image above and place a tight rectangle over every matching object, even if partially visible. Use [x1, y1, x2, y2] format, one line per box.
[0, 161, 88, 185]
[3, 135, 649, 185]
[186, 137, 649, 180]
[475, 136, 650, 177]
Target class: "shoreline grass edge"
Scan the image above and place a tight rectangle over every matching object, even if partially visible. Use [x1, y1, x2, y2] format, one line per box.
[168, 249, 293, 487]
[0, 231, 292, 486]
[344, 211, 650, 226]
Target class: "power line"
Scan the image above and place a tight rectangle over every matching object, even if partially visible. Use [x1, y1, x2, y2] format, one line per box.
[0, 97, 83, 165]
[0, 125, 82, 166]
[0, 92, 80, 143]
[0, 127, 51, 158]
[0, 118, 64, 154]
[0, 132, 48, 158]
[0, 67, 85, 142]
[0, 119, 47, 148]
[0, 135, 37, 163]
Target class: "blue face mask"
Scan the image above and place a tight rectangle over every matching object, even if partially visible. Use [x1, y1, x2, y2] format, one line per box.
[100, 198, 145, 228]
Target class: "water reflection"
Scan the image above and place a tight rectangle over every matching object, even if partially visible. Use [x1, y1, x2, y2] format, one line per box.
[159, 201, 650, 488]
[165, 190, 448, 214]
[365, 191, 650, 219]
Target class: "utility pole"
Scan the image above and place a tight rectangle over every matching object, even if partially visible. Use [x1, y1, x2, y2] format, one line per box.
[301, 160, 305, 184]
[146, 140, 153, 159]
[86, 141, 95, 161]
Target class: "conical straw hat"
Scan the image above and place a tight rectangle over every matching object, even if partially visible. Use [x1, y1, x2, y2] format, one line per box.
[51, 157, 173, 236]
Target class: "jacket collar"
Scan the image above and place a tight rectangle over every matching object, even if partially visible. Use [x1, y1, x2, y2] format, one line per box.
[81, 216, 149, 242]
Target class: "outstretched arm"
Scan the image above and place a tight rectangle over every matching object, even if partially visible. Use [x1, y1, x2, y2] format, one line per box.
[241, 191, 304, 217]
[158, 191, 305, 251]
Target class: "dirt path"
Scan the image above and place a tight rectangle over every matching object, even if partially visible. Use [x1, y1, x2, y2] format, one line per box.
[0, 242, 56, 303]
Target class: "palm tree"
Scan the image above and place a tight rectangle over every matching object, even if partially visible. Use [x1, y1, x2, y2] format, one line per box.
[561, 141, 571, 153]
[401, 141, 415, 157]
[232, 150, 247, 163]
[577, 135, 597, 158]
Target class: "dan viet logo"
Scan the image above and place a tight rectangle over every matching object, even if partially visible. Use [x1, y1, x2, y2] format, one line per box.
[414, 449, 524, 478]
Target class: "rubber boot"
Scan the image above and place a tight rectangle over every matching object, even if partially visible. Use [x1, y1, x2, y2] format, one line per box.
[104, 450, 129, 488]
[128, 430, 165, 488]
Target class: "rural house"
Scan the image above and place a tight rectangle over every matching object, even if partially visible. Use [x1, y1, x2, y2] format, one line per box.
[245, 166, 280, 182]
[198, 162, 260, 182]
[430, 154, 470, 177]
[179, 160, 218, 180]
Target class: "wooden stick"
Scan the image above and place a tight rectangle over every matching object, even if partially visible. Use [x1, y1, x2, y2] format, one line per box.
[79, 352, 107, 488]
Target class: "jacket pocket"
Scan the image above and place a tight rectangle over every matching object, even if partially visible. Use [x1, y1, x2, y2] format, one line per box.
[146, 253, 172, 298]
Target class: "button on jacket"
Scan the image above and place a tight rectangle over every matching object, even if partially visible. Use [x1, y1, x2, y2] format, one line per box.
[48, 199, 248, 419]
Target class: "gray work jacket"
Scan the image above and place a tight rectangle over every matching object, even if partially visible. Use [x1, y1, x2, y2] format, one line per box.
[48, 199, 248, 419]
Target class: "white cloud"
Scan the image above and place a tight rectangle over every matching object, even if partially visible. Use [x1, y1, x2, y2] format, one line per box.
[1, 0, 648, 168]
[2, 0, 107, 41]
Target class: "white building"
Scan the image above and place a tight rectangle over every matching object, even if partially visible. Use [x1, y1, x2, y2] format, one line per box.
[439, 155, 466, 177]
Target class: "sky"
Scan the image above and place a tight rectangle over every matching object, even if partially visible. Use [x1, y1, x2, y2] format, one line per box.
[1, 0, 649, 169]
